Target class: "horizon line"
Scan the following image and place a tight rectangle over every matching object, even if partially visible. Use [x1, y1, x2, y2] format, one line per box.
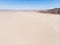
[0, 8, 60, 11]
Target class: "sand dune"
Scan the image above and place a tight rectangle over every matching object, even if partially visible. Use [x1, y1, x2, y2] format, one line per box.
[0, 11, 60, 45]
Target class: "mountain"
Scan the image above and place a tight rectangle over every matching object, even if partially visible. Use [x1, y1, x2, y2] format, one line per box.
[47, 8, 60, 14]
[38, 8, 60, 14]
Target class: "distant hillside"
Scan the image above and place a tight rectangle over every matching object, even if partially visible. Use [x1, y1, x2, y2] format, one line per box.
[47, 8, 60, 14]
[38, 8, 60, 14]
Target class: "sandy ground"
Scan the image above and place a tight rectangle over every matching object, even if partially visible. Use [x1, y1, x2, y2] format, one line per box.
[0, 11, 60, 45]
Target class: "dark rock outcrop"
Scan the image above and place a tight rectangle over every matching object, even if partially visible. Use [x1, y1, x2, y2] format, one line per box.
[47, 8, 60, 14]
[38, 8, 60, 14]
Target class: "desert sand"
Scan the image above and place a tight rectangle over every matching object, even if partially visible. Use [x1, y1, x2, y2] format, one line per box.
[0, 11, 60, 45]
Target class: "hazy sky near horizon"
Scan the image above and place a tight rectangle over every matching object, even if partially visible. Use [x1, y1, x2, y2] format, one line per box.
[0, 0, 60, 10]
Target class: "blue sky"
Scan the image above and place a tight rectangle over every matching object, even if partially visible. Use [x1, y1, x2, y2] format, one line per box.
[0, 0, 60, 10]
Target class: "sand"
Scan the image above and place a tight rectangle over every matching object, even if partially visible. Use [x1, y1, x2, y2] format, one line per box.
[0, 11, 60, 45]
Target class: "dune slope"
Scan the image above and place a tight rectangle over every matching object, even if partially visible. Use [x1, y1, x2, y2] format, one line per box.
[0, 11, 60, 45]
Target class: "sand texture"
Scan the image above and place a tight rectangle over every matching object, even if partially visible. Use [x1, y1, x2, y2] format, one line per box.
[0, 11, 60, 45]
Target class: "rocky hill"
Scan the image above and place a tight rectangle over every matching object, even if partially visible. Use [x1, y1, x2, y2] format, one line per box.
[47, 8, 60, 14]
[38, 8, 60, 14]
